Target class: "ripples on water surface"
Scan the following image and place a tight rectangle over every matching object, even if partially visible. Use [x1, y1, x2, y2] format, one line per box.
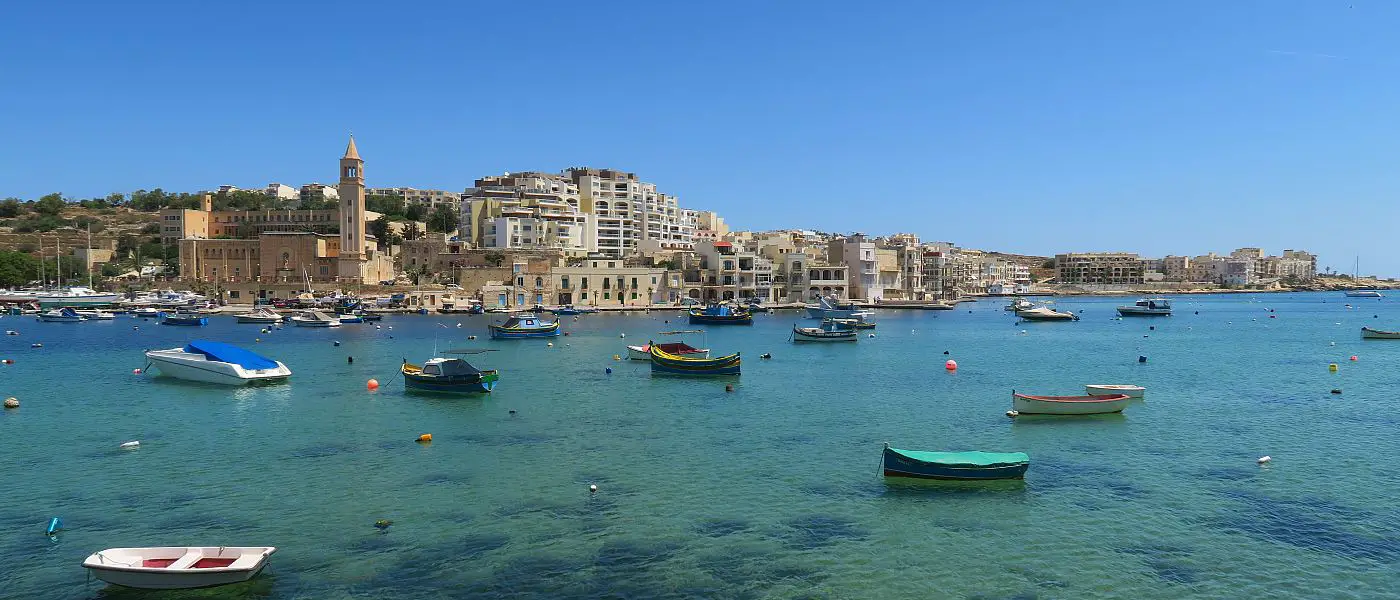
[3, 293, 1398, 598]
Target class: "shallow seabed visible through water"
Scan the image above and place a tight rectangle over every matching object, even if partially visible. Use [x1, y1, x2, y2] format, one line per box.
[3, 292, 1399, 598]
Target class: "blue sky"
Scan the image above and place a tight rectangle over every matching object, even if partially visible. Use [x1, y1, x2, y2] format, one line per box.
[2, 1, 1396, 275]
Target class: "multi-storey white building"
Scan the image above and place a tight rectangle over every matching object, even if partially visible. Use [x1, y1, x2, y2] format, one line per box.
[265, 183, 300, 202]
[299, 183, 339, 204]
[567, 167, 696, 258]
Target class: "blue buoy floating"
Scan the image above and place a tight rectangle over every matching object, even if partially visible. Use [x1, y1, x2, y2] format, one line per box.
[605, 367, 613, 374]
[46, 517, 61, 536]
[1138, 355, 1148, 363]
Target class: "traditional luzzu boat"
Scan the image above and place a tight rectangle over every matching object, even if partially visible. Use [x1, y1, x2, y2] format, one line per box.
[627, 330, 709, 360]
[649, 342, 740, 376]
[688, 304, 753, 325]
[144, 341, 291, 385]
[1116, 298, 1172, 317]
[805, 296, 872, 320]
[489, 314, 561, 338]
[881, 443, 1030, 480]
[1361, 327, 1400, 339]
[402, 357, 499, 394]
[792, 318, 859, 342]
[1015, 306, 1079, 321]
[1084, 384, 1145, 398]
[158, 312, 208, 326]
[82, 546, 277, 590]
[1012, 391, 1131, 415]
[38, 307, 86, 322]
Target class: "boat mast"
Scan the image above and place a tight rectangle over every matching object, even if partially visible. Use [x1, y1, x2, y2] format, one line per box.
[86, 223, 93, 289]
[38, 236, 45, 289]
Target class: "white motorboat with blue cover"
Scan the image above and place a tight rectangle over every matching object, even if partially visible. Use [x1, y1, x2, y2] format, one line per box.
[144, 341, 292, 385]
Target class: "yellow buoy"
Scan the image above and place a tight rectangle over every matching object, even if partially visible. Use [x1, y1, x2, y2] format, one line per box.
[1329, 363, 1338, 372]
[416, 433, 432, 443]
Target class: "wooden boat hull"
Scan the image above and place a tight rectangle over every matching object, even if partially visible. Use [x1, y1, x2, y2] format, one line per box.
[83, 546, 275, 590]
[402, 369, 499, 393]
[792, 327, 858, 342]
[489, 322, 560, 338]
[626, 343, 709, 361]
[882, 446, 1029, 480]
[1013, 393, 1130, 415]
[688, 314, 753, 325]
[1084, 384, 1145, 398]
[1361, 327, 1400, 339]
[650, 344, 740, 376]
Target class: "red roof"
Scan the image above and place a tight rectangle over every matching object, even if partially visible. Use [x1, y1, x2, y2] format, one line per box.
[713, 241, 732, 247]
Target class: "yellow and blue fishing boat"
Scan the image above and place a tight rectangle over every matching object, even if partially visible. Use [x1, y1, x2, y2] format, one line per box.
[881, 443, 1029, 480]
[688, 303, 752, 325]
[488, 313, 561, 339]
[649, 342, 740, 376]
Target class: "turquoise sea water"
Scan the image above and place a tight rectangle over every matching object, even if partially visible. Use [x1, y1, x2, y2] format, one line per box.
[3, 292, 1399, 599]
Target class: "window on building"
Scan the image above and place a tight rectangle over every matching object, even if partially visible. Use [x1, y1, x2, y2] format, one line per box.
[581, 277, 588, 289]
[631, 277, 638, 289]
[651, 276, 657, 284]
[561, 276, 569, 289]
[581, 292, 588, 300]
[631, 292, 637, 300]
[608, 262, 615, 268]
[534, 277, 543, 288]
[603, 279, 610, 289]
[604, 292, 610, 299]
[229, 290, 240, 299]
[517, 277, 524, 286]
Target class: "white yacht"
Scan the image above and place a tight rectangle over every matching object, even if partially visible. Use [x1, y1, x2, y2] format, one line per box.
[37, 287, 121, 308]
[805, 296, 873, 320]
[1116, 298, 1172, 316]
[144, 341, 291, 385]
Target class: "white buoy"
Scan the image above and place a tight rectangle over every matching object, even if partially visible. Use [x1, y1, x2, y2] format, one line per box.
[547, 342, 554, 347]
[619, 333, 626, 338]
[120, 441, 140, 449]
[589, 484, 598, 493]
[1006, 410, 1019, 418]
[456, 323, 462, 328]
[868, 333, 875, 338]
[1257, 456, 1271, 464]
[1330, 341, 1336, 346]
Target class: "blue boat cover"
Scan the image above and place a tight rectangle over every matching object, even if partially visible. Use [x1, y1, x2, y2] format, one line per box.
[184, 340, 279, 370]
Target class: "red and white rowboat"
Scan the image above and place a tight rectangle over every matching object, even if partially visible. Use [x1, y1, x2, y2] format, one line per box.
[1012, 392, 1131, 415]
[82, 546, 276, 589]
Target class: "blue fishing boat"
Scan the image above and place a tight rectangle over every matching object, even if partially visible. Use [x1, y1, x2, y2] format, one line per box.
[688, 304, 753, 325]
[466, 304, 485, 315]
[881, 443, 1029, 480]
[488, 314, 561, 339]
[159, 313, 208, 326]
[402, 357, 499, 394]
[553, 304, 598, 315]
[649, 342, 740, 376]
[356, 311, 383, 321]
[337, 314, 364, 324]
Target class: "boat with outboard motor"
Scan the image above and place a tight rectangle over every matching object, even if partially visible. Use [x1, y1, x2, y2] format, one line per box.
[143, 340, 291, 385]
[689, 303, 753, 325]
[38, 307, 86, 322]
[235, 308, 284, 324]
[792, 318, 859, 342]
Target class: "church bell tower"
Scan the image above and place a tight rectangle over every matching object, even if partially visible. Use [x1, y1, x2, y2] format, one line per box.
[337, 136, 366, 281]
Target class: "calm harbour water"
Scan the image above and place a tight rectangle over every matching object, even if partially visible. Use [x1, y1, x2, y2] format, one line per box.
[3, 292, 1399, 599]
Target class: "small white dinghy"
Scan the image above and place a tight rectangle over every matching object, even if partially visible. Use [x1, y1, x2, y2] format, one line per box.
[1085, 384, 1146, 398]
[82, 546, 276, 590]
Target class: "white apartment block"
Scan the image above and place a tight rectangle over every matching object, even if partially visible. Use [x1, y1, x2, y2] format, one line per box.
[481, 214, 596, 254]
[828, 234, 878, 301]
[299, 183, 339, 203]
[567, 167, 696, 258]
[265, 183, 300, 201]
